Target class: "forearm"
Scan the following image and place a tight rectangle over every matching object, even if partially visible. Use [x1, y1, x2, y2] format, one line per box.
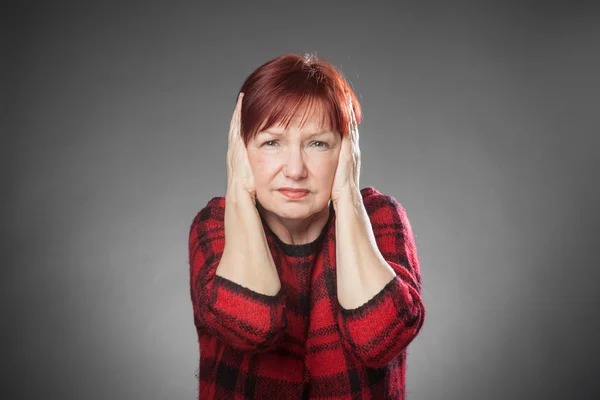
[216, 184, 281, 296]
[334, 188, 396, 310]
[189, 187, 286, 351]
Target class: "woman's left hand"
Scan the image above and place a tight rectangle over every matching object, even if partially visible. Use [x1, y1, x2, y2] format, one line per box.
[331, 94, 361, 204]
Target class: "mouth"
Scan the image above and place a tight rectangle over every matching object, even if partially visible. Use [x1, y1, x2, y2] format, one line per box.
[278, 189, 309, 200]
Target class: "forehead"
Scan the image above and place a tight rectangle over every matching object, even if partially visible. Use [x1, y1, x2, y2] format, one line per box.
[262, 103, 333, 133]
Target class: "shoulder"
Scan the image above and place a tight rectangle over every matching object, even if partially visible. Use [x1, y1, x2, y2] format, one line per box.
[360, 187, 419, 270]
[360, 186, 408, 219]
[189, 195, 226, 236]
[360, 186, 415, 235]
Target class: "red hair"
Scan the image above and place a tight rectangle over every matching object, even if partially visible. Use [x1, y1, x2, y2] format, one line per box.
[238, 53, 362, 145]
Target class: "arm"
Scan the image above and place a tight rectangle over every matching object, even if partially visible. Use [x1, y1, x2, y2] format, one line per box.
[217, 184, 282, 295]
[334, 187, 425, 368]
[188, 185, 286, 352]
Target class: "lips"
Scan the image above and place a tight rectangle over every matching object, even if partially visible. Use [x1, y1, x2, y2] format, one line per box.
[278, 188, 309, 199]
[278, 188, 309, 193]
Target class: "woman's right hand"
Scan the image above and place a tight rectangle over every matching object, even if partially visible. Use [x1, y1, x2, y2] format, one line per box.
[226, 92, 256, 200]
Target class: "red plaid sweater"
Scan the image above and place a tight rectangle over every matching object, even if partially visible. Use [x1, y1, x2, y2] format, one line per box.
[188, 186, 424, 399]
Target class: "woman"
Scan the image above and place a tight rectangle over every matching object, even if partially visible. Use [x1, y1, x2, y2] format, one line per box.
[189, 54, 425, 399]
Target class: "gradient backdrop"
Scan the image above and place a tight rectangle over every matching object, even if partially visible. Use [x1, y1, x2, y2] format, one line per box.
[4, 1, 600, 399]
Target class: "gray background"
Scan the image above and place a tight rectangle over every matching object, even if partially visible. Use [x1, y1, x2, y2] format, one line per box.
[4, 1, 599, 399]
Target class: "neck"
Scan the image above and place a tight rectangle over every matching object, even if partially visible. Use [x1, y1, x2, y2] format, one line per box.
[257, 200, 332, 245]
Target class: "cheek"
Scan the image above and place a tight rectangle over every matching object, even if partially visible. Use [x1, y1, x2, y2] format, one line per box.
[308, 157, 337, 200]
[312, 155, 339, 179]
[249, 154, 277, 184]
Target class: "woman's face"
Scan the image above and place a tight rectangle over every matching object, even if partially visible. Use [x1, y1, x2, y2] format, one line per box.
[247, 107, 341, 221]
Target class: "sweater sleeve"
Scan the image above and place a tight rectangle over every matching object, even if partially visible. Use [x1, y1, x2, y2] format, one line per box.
[337, 188, 425, 368]
[188, 197, 287, 352]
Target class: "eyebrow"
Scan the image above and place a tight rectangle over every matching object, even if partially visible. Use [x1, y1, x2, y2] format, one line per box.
[260, 130, 333, 138]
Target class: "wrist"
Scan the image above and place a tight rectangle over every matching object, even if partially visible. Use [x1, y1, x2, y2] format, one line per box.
[332, 185, 362, 212]
[227, 182, 256, 203]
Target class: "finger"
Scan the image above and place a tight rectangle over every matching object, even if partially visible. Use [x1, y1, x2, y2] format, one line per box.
[347, 94, 359, 146]
[348, 94, 358, 132]
[229, 92, 244, 143]
[236, 93, 245, 148]
[228, 97, 238, 144]
[237, 93, 244, 141]
[346, 93, 353, 133]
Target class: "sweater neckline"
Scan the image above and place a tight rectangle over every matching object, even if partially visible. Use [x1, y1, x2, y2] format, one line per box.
[259, 201, 335, 258]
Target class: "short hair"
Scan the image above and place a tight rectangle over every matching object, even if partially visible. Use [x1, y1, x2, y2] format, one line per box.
[238, 53, 362, 145]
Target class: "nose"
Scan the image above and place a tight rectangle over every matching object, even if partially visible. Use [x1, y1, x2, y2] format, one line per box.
[282, 147, 308, 180]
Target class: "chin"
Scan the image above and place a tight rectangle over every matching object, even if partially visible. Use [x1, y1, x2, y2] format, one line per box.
[274, 204, 311, 220]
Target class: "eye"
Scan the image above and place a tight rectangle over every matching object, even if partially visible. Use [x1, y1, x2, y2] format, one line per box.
[261, 140, 329, 149]
[311, 141, 330, 148]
